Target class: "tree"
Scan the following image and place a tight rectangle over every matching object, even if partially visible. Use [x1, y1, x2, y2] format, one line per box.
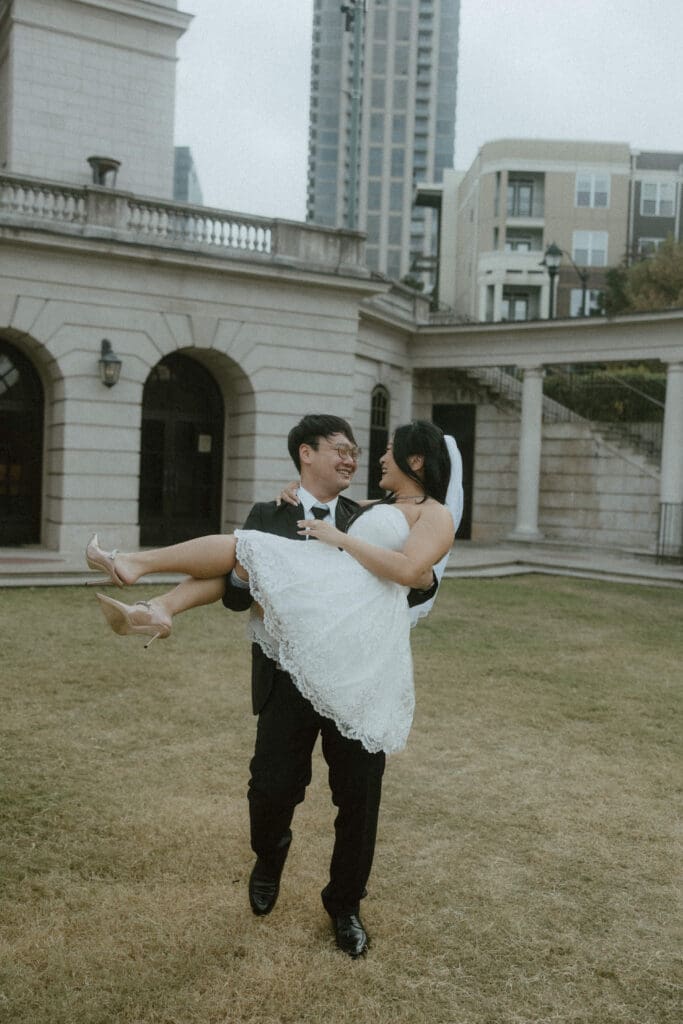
[604, 238, 683, 315]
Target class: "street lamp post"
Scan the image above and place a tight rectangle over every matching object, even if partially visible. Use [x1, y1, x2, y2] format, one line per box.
[541, 242, 590, 318]
[542, 242, 562, 319]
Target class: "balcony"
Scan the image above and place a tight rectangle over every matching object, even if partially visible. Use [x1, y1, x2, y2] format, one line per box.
[0, 172, 369, 278]
[478, 249, 548, 283]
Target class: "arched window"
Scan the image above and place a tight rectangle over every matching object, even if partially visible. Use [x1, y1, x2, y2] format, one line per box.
[367, 385, 390, 498]
[0, 340, 44, 544]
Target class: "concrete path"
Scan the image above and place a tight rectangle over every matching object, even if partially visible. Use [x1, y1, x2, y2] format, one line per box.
[1, 540, 681, 589]
[443, 540, 683, 589]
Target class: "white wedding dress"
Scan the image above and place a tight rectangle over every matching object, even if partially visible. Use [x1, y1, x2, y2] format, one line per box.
[235, 503, 414, 755]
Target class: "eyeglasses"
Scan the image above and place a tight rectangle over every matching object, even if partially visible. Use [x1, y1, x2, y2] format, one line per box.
[320, 442, 362, 461]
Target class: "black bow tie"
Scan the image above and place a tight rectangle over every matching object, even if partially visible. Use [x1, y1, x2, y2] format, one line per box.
[311, 505, 329, 520]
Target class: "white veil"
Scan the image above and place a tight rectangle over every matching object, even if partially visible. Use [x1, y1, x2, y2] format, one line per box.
[409, 434, 463, 627]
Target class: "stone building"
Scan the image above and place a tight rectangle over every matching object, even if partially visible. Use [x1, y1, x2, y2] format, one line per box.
[1, 0, 681, 565]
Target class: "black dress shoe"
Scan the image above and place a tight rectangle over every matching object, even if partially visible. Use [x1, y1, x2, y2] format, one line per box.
[331, 913, 369, 958]
[248, 860, 281, 916]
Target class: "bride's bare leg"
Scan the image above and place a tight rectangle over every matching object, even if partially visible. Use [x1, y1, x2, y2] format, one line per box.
[113, 534, 238, 586]
[153, 575, 227, 619]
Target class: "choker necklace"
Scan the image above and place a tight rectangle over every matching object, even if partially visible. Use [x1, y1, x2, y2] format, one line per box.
[394, 494, 425, 503]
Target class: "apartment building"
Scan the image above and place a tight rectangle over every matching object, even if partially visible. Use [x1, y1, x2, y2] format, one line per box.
[427, 139, 683, 323]
[306, 0, 460, 282]
[630, 150, 683, 259]
[442, 139, 632, 321]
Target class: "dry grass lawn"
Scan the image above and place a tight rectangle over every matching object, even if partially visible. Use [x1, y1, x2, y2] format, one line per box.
[0, 576, 681, 1024]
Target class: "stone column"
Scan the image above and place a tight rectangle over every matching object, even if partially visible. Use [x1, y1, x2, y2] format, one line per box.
[510, 366, 545, 541]
[658, 361, 683, 555]
[398, 370, 413, 424]
[479, 283, 489, 321]
[539, 280, 550, 320]
[493, 281, 503, 322]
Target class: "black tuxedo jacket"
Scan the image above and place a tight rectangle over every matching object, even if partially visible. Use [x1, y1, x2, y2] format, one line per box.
[222, 497, 437, 714]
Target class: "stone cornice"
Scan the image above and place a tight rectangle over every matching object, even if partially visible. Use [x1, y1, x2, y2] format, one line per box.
[14, 0, 192, 33]
[0, 225, 388, 298]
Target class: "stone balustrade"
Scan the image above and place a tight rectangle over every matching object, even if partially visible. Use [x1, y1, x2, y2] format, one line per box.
[0, 172, 367, 275]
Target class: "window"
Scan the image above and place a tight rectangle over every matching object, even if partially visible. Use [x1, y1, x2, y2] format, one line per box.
[370, 113, 383, 143]
[396, 9, 410, 39]
[391, 148, 404, 177]
[394, 44, 409, 76]
[575, 172, 610, 208]
[505, 236, 531, 252]
[640, 181, 675, 217]
[371, 77, 385, 106]
[570, 289, 603, 317]
[367, 385, 390, 499]
[367, 180, 382, 210]
[390, 182, 403, 211]
[369, 147, 383, 176]
[501, 293, 529, 321]
[507, 180, 533, 217]
[393, 78, 407, 109]
[386, 249, 401, 280]
[373, 9, 388, 39]
[388, 216, 402, 245]
[372, 44, 386, 74]
[366, 214, 380, 243]
[572, 230, 608, 266]
[637, 237, 665, 256]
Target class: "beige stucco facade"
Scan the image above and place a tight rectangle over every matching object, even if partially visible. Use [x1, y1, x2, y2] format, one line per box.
[435, 139, 632, 321]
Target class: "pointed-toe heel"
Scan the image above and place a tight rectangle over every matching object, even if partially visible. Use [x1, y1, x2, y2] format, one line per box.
[86, 533, 125, 587]
[96, 593, 172, 648]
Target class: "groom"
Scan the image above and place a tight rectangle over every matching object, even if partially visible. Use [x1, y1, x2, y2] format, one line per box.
[222, 413, 436, 957]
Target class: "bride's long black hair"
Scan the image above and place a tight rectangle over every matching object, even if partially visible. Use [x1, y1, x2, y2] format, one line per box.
[349, 420, 450, 529]
[389, 420, 450, 504]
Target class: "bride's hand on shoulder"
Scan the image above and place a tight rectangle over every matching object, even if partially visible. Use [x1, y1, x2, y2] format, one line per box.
[297, 518, 344, 546]
[275, 481, 300, 507]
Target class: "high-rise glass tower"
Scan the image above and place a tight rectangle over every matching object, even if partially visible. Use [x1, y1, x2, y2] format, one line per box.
[306, 0, 460, 283]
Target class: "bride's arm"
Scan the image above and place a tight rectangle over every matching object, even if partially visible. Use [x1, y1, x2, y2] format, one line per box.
[301, 505, 454, 588]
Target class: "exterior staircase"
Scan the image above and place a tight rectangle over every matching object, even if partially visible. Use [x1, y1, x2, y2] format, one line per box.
[460, 366, 662, 469]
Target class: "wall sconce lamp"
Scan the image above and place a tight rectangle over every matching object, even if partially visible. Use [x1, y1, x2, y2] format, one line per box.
[99, 339, 122, 388]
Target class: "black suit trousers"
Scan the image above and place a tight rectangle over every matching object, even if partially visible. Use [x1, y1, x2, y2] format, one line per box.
[248, 667, 386, 916]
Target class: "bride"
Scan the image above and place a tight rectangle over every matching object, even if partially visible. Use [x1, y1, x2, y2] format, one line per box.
[86, 421, 460, 754]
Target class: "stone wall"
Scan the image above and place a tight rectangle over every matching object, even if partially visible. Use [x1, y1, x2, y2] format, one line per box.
[4, 0, 189, 197]
[473, 409, 659, 552]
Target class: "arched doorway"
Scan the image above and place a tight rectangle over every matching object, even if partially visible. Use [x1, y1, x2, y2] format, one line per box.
[0, 340, 44, 544]
[139, 353, 224, 546]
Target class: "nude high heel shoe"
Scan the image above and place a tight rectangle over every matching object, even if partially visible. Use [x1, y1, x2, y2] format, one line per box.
[96, 593, 172, 648]
[86, 534, 125, 587]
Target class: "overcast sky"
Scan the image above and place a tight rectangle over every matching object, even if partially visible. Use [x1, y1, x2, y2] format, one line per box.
[174, 0, 683, 219]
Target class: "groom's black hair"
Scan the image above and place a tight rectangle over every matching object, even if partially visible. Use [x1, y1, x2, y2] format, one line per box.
[288, 414, 357, 472]
[391, 421, 450, 504]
